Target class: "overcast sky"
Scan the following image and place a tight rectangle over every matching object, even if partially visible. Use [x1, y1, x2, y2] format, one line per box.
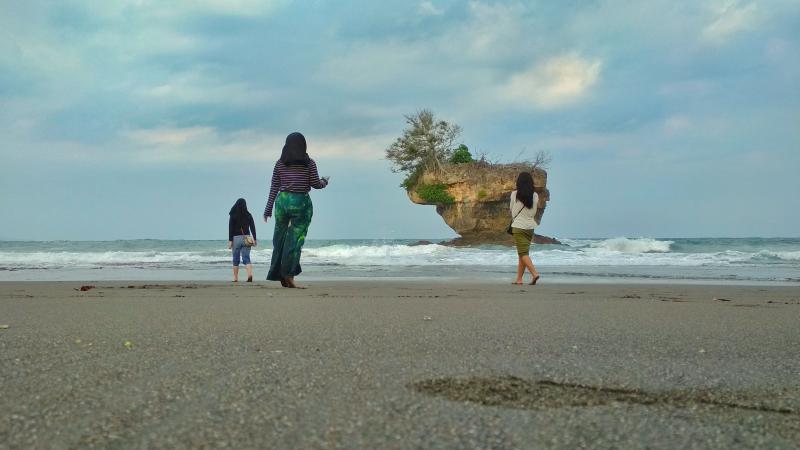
[1, 0, 798, 240]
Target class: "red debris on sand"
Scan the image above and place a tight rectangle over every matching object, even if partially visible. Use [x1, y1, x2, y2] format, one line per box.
[78, 285, 95, 292]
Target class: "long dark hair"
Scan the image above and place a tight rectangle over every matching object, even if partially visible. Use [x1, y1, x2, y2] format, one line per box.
[515, 172, 535, 209]
[280, 132, 310, 167]
[229, 198, 250, 224]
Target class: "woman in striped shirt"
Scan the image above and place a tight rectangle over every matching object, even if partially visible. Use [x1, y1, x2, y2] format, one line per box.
[263, 132, 329, 288]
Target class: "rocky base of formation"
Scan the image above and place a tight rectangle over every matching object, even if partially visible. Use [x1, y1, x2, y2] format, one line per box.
[407, 162, 556, 247]
[412, 234, 561, 248]
[443, 234, 562, 247]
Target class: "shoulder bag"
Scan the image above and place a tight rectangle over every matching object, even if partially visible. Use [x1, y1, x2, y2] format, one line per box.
[506, 204, 524, 235]
[241, 226, 255, 247]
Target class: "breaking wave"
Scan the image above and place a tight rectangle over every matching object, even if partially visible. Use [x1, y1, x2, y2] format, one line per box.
[587, 237, 672, 253]
[0, 238, 798, 276]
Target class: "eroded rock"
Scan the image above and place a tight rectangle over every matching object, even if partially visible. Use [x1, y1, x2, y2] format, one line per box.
[407, 162, 558, 246]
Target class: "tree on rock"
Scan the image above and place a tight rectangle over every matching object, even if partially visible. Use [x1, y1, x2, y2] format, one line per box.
[386, 110, 462, 187]
[449, 144, 474, 164]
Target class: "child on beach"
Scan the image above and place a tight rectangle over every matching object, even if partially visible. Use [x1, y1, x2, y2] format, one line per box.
[510, 172, 541, 285]
[228, 198, 257, 282]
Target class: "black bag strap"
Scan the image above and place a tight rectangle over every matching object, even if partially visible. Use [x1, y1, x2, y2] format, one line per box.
[510, 204, 524, 222]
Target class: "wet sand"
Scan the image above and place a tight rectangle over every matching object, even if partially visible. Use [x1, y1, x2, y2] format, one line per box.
[1, 281, 799, 449]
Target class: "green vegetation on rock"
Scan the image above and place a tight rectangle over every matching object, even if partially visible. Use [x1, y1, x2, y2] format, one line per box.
[416, 184, 455, 205]
[449, 145, 474, 164]
[385, 109, 462, 190]
[400, 167, 423, 190]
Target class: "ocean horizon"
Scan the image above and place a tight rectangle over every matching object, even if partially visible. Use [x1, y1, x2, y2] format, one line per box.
[1, 237, 798, 285]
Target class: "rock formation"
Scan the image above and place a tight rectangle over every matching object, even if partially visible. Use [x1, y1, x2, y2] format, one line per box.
[406, 162, 558, 246]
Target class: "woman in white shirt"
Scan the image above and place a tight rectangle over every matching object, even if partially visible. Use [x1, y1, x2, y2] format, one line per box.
[510, 172, 541, 285]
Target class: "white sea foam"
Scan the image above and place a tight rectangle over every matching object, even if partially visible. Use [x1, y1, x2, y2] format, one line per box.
[588, 237, 672, 253]
[0, 239, 798, 272]
[304, 244, 512, 266]
[0, 250, 231, 268]
[753, 250, 800, 261]
[306, 244, 441, 260]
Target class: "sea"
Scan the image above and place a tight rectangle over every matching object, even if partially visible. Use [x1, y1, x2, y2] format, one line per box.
[1, 237, 798, 285]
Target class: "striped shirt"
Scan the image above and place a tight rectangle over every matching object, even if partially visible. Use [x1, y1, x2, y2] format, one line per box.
[263, 159, 328, 217]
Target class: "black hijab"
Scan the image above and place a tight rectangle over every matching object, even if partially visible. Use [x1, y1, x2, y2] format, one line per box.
[229, 198, 250, 224]
[280, 132, 310, 167]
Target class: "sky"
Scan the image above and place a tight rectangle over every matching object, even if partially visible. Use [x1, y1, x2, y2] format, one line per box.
[1, 0, 798, 240]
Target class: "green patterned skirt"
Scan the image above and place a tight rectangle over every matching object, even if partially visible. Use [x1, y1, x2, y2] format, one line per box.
[267, 192, 313, 281]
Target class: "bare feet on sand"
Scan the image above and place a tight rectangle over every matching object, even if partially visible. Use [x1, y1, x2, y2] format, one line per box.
[284, 277, 306, 289]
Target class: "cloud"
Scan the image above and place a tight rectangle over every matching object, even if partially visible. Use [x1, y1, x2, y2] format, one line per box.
[315, 40, 429, 90]
[2, 0, 800, 240]
[657, 79, 717, 98]
[185, 0, 290, 16]
[702, 1, 760, 44]
[2, 0, 797, 165]
[661, 115, 693, 135]
[127, 126, 217, 146]
[124, 126, 390, 163]
[497, 54, 602, 109]
[83, 0, 291, 19]
[126, 127, 281, 162]
[418, 1, 443, 16]
[315, 1, 534, 92]
[532, 131, 636, 154]
[458, 2, 529, 60]
[136, 70, 277, 107]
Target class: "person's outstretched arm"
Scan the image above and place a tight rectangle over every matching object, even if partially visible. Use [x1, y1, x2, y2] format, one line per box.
[308, 160, 328, 189]
[264, 162, 280, 220]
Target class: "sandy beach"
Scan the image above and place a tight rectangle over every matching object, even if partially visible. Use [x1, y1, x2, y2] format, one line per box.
[1, 281, 799, 449]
